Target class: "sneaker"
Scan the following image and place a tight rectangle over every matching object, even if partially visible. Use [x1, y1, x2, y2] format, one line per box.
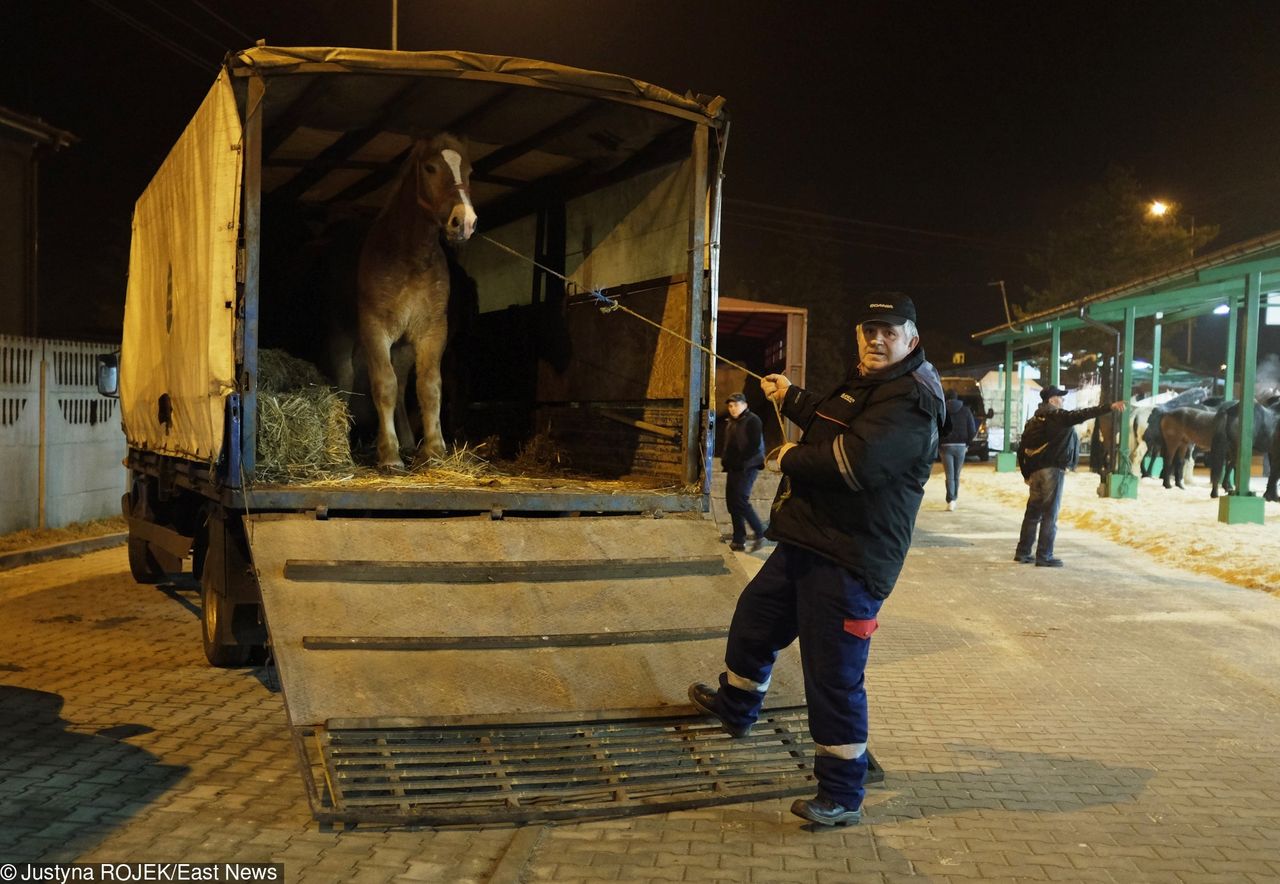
[790, 795, 862, 826]
[748, 536, 765, 552]
[687, 683, 752, 738]
[729, 541, 746, 552]
[1013, 554, 1034, 564]
[1036, 557, 1064, 568]
[946, 500, 957, 511]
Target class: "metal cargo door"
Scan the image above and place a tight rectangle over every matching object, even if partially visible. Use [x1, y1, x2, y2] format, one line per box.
[246, 513, 819, 825]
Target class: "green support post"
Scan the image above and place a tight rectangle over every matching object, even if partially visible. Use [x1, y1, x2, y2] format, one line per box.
[1219, 273, 1264, 524]
[1104, 306, 1138, 498]
[1050, 324, 1061, 386]
[1150, 315, 1162, 398]
[995, 342, 1018, 472]
[1148, 315, 1163, 478]
[1223, 298, 1237, 399]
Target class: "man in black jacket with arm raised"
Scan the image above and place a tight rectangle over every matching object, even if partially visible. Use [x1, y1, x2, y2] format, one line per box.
[688, 293, 947, 828]
[1014, 386, 1125, 567]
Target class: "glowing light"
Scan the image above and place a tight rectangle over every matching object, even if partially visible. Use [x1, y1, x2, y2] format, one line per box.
[1148, 200, 1170, 217]
[1213, 304, 1230, 315]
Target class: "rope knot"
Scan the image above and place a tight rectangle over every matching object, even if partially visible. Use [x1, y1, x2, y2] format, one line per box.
[589, 289, 621, 313]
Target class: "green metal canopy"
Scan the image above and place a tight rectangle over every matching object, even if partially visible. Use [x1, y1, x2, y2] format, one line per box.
[972, 231, 1280, 524]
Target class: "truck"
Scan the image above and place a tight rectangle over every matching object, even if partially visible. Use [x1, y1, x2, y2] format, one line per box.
[102, 47, 819, 826]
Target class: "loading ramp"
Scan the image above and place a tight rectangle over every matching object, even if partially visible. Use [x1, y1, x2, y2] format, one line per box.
[248, 513, 826, 824]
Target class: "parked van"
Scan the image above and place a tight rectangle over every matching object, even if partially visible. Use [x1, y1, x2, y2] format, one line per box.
[940, 376, 993, 461]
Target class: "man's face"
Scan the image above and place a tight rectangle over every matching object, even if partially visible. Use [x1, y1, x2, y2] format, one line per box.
[857, 321, 918, 372]
[726, 400, 747, 418]
[1048, 395, 1064, 408]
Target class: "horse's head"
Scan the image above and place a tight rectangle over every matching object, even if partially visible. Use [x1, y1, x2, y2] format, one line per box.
[410, 134, 477, 243]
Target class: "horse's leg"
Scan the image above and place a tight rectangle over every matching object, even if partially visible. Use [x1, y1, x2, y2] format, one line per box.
[359, 322, 405, 471]
[407, 315, 449, 464]
[391, 342, 415, 459]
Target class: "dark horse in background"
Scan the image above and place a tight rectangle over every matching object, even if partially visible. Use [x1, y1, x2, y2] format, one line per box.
[1136, 387, 1213, 478]
[330, 134, 477, 470]
[1159, 406, 1220, 490]
[1210, 396, 1280, 499]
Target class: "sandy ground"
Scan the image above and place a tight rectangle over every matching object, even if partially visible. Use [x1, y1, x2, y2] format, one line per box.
[947, 461, 1280, 597]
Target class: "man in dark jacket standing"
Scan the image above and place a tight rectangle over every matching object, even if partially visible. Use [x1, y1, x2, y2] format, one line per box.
[721, 392, 767, 551]
[940, 390, 977, 511]
[1015, 386, 1125, 567]
[688, 293, 947, 827]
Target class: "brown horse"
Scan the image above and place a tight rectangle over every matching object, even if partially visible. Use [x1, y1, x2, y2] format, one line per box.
[1159, 406, 1218, 489]
[350, 134, 476, 470]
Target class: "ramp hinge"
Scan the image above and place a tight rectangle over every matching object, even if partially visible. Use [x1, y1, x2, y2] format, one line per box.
[315, 506, 329, 520]
[490, 507, 504, 520]
[645, 508, 665, 519]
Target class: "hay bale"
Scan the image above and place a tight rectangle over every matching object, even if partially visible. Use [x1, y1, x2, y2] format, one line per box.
[255, 349, 353, 483]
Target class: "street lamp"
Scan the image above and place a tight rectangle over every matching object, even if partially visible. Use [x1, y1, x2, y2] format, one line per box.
[1148, 200, 1169, 218]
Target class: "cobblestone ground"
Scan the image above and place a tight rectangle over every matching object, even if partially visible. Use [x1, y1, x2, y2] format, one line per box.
[1, 468, 1279, 882]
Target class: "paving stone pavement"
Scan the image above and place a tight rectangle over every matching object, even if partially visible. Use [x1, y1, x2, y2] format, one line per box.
[1, 463, 1278, 883]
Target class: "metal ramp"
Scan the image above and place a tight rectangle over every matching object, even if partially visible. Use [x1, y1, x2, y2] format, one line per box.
[247, 513, 809, 824]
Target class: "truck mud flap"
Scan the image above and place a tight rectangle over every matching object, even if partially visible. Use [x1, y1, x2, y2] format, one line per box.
[246, 513, 812, 825]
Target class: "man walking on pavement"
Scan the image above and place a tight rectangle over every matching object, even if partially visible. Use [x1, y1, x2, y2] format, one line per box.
[721, 392, 767, 552]
[1015, 386, 1126, 567]
[940, 389, 977, 511]
[687, 293, 948, 827]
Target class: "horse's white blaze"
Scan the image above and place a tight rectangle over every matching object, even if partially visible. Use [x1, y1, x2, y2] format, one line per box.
[441, 148, 477, 232]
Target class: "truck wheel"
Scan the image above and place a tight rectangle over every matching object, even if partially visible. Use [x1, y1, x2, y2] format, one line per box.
[979, 449, 990, 463]
[201, 570, 252, 667]
[128, 537, 180, 584]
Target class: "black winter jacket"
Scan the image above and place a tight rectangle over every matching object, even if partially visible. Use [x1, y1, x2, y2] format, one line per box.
[942, 399, 977, 446]
[721, 409, 765, 471]
[767, 347, 947, 599]
[1017, 401, 1114, 478]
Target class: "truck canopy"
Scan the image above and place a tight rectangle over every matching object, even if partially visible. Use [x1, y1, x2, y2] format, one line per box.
[123, 46, 728, 484]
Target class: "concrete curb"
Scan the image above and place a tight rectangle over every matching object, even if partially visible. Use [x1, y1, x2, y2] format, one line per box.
[0, 532, 127, 572]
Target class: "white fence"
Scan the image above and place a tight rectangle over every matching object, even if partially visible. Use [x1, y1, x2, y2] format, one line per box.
[0, 335, 125, 534]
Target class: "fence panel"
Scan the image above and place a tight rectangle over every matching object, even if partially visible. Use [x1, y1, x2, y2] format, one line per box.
[0, 335, 41, 534]
[0, 335, 125, 534]
[44, 338, 126, 529]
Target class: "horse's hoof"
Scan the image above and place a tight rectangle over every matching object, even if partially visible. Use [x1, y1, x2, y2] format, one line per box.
[377, 461, 407, 475]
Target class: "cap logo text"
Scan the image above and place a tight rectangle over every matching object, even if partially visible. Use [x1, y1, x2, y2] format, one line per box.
[868, 303, 894, 309]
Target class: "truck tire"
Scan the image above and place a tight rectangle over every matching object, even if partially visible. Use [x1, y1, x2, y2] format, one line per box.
[128, 537, 173, 584]
[201, 570, 252, 667]
[123, 484, 185, 584]
[199, 509, 264, 668]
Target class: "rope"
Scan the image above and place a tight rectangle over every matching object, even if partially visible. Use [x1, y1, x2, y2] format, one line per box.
[478, 233, 789, 443]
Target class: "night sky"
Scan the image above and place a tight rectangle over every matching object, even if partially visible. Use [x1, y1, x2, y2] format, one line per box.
[6, 1, 1280, 367]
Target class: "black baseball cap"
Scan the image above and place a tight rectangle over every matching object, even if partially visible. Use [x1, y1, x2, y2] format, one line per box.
[856, 292, 916, 326]
[1040, 385, 1070, 401]
[725, 392, 747, 404]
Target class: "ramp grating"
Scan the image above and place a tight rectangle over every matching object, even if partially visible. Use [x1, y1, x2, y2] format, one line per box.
[294, 706, 828, 825]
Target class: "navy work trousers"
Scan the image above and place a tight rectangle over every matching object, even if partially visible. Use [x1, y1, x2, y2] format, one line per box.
[940, 443, 967, 502]
[1015, 467, 1065, 561]
[725, 467, 765, 544]
[714, 542, 883, 809]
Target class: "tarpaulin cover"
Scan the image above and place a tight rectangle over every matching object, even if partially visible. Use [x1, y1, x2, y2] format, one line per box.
[231, 47, 726, 124]
[121, 73, 241, 461]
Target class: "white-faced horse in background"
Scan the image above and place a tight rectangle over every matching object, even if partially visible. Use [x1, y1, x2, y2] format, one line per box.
[332, 134, 477, 470]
